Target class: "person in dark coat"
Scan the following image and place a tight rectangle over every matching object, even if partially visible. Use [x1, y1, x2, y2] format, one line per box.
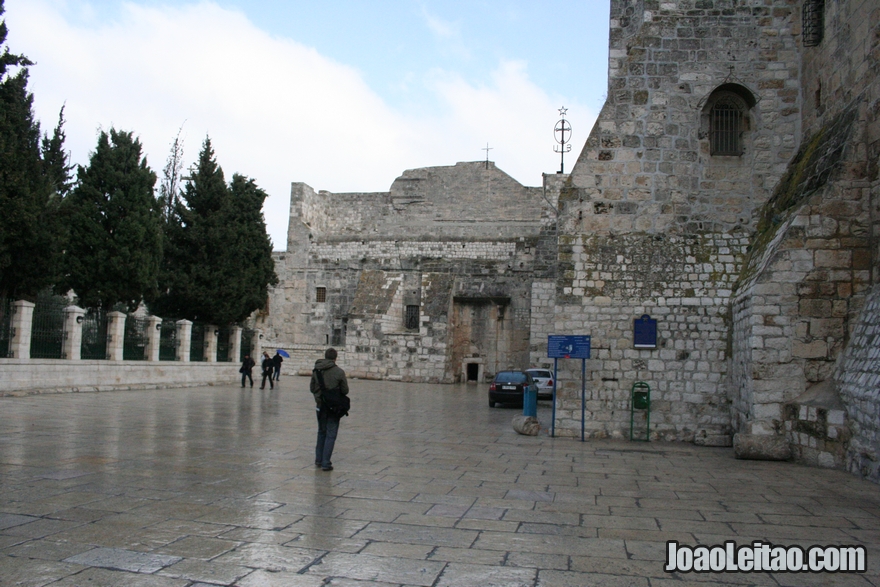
[310, 348, 349, 471]
[259, 352, 274, 390]
[239, 354, 255, 387]
[273, 351, 284, 381]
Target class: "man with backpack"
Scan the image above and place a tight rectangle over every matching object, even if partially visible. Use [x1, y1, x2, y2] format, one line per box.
[310, 348, 349, 471]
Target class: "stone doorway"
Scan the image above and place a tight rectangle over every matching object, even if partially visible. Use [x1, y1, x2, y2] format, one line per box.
[463, 360, 483, 384]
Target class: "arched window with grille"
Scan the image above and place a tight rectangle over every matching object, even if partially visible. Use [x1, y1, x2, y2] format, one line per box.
[710, 97, 744, 156]
[700, 83, 755, 158]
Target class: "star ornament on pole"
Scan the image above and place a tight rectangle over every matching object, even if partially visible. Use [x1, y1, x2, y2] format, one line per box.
[554, 106, 572, 174]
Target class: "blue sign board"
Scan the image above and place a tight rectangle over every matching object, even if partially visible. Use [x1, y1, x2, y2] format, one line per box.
[548, 335, 591, 359]
[633, 314, 657, 349]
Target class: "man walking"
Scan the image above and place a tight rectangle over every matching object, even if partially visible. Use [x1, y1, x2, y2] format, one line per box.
[310, 348, 349, 471]
[239, 354, 255, 388]
[273, 350, 284, 381]
[259, 352, 274, 390]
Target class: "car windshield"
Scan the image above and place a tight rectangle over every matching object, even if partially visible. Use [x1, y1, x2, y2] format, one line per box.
[529, 370, 552, 378]
[495, 372, 527, 383]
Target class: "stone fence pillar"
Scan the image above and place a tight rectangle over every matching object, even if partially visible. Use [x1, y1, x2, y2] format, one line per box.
[146, 316, 162, 362]
[106, 311, 126, 361]
[9, 300, 35, 359]
[62, 306, 86, 360]
[176, 319, 192, 362]
[252, 329, 263, 361]
[205, 324, 218, 363]
[230, 326, 243, 364]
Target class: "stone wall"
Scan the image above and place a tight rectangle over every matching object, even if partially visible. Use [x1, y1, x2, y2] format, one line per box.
[552, 232, 745, 440]
[726, 0, 879, 469]
[553, 0, 801, 440]
[0, 360, 239, 396]
[264, 163, 561, 383]
[838, 284, 880, 481]
[565, 0, 800, 238]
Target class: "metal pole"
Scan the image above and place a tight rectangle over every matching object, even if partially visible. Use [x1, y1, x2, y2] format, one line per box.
[551, 358, 558, 438]
[581, 358, 586, 441]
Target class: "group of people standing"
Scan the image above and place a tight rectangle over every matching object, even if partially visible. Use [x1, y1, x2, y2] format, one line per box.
[238, 347, 349, 472]
[239, 350, 283, 389]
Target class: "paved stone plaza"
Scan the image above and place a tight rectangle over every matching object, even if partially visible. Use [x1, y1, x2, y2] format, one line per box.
[0, 378, 878, 587]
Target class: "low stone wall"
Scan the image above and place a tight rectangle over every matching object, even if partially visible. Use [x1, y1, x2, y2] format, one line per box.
[0, 360, 242, 396]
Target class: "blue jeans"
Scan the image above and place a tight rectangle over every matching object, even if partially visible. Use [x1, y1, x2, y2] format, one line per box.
[315, 408, 340, 468]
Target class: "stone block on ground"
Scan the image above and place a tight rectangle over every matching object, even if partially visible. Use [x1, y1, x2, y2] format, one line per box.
[733, 433, 792, 461]
[512, 415, 540, 436]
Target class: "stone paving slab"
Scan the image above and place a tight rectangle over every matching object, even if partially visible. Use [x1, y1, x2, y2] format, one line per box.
[0, 378, 878, 586]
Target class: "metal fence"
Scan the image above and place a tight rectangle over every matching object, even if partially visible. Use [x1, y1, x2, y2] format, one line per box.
[30, 291, 66, 359]
[240, 327, 254, 362]
[158, 321, 177, 361]
[81, 308, 108, 360]
[190, 322, 205, 362]
[0, 297, 11, 358]
[123, 315, 149, 361]
[217, 326, 231, 362]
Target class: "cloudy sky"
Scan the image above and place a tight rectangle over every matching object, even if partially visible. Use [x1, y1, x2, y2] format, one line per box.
[4, 0, 610, 250]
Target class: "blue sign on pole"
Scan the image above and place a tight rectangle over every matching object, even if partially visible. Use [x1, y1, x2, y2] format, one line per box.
[548, 335, 591, 359]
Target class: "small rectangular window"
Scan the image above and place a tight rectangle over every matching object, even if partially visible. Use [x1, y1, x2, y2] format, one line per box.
[405, 304, 419, 330]
[710, 101, 743, 156]
[316, 287, 326, 303]
[803, 0, 824, 47]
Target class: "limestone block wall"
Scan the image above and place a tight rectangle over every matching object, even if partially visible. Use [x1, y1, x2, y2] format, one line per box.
[529, 280, 556, 368]
[310, 241, 518, 265]
[300, 162, 554, 241]
[565, 0, 800, 238]
[837, 284, 880, 482]
[0, 360, 239, 396]
[729, 181, 872, 432]
[728, 0, 879, 443]
[552, 232, 745, 440]
[344, 271, 453, 383]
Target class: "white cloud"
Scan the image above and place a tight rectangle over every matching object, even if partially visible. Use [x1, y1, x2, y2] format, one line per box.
[5, 0, 597, 250]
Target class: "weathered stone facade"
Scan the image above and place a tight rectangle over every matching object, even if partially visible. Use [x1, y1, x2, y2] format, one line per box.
[550, 0, 879, 468]
[262, 162, 561, 383]
[264, 0, 880, 480]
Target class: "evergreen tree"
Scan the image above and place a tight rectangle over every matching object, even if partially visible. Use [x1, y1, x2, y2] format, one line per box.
[158, 125, 184, 222]
[60, 129, 162, 311]
[0, 0, 65, 300]
[151, 137, 277, 324]
[41, 106, 74, 198]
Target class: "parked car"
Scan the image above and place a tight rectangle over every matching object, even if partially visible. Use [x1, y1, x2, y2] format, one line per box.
[526, 368, 554, 400]
[489, 370, 538, 408]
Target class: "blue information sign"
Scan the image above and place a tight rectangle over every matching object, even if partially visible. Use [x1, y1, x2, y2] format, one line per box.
[633, 314, 657, 349]
[548, 335, 591, 359]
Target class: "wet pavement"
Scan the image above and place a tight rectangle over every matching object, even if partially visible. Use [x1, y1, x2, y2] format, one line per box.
[0, 377, 878, 586]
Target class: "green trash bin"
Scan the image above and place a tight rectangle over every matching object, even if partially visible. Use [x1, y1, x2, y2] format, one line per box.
[630, 382, 650, 441]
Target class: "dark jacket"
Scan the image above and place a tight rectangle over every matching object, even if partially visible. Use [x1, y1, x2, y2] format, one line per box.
[310, 358, 349, 407]
[261, 355, 274, 375]
[273, 353, 283, 368]
[240, 356, 255, 374]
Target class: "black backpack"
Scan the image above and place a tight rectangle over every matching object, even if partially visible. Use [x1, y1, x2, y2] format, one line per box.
[314, 369, 350, 417]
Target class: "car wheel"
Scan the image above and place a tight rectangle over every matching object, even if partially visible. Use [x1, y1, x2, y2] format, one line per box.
[489, 399, 495, 407]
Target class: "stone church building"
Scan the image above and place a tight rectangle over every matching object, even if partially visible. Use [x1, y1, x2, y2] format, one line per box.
[262, 0, 880, 481]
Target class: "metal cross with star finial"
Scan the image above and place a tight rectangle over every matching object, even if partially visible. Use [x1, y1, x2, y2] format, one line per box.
[554, 106, 572, 174]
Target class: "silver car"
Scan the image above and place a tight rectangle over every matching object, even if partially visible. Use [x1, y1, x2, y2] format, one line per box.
[526, 368, 554, 400]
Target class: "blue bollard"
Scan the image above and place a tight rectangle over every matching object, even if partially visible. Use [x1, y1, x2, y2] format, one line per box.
[523, 386, 537, 418]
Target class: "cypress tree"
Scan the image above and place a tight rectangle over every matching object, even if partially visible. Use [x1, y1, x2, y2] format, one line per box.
[0, 0, 65, 300]
[60, 129, 162, 311]
[151, 137, 277, 324]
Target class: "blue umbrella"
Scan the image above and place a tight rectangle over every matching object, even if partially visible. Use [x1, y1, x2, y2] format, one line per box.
[276, 349, 290, 358]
